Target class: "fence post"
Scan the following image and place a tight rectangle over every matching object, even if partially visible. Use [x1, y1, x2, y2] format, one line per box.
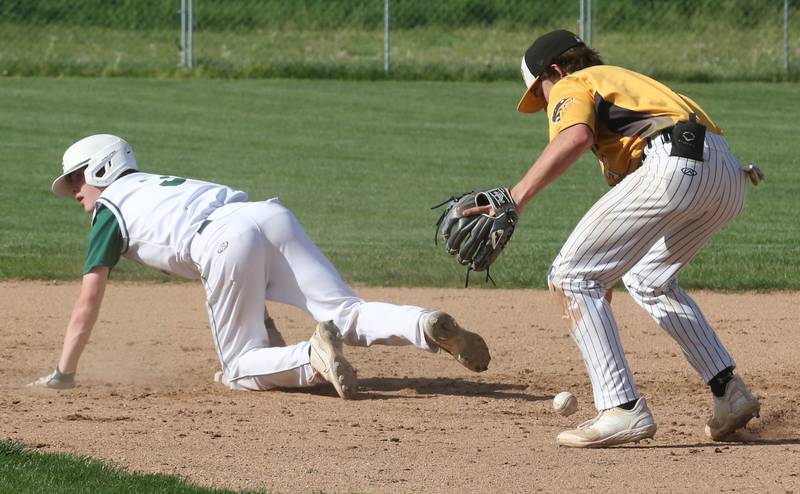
[586, 0, 592, 46]
[579, 0, 593, 45]
[785, 0, 790, 71]
[384, 0, 391, 73]
[188, 0, 194, 68]
[180, 0, 186, 67]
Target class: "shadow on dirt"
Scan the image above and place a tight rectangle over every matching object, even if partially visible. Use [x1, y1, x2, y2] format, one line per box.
[624, 438, 800, 449]
[356, 376, 551, 401]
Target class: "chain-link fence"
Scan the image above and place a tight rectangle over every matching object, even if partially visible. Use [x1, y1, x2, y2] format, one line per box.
[0, 0, 797, 80]
[591, 0, 795, 81]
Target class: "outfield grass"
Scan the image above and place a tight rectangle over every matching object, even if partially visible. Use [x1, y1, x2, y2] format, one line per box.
[1, 24, 797, 81]
[0, 441, 266, 493]
[1, 77, 798, 289]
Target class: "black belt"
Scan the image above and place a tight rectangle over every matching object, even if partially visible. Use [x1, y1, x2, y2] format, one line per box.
[197, 219, 212, 235]
[641, 127, 673, 162]
[646, 127, 673, 147]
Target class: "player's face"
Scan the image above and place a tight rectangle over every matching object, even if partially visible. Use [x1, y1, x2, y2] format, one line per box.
[68, 169, 102, 213]
[540, 79, 556, 103]
[531, 79, 544, 99]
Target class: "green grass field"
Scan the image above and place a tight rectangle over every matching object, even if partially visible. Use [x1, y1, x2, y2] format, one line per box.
[2, 0, 797, 81]
[1, 77, 798, 289]
[2, 23, 797, 81]
[0, 441, 265, 494]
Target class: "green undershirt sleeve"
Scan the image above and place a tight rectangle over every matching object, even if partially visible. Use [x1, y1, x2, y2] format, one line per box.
[83, 207, 123, 274]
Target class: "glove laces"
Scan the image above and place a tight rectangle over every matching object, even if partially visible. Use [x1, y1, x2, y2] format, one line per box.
[464, 266, 497, 288]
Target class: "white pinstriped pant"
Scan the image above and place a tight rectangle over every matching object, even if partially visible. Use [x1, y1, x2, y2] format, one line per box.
[548, 132, 747, 410]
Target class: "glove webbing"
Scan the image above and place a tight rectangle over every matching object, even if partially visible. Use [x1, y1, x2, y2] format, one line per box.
[431, 194, 467, 246]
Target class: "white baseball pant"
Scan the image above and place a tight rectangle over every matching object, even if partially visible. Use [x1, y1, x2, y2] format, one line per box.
[548, 132, 747, 410]
[190, 199, 435, 391]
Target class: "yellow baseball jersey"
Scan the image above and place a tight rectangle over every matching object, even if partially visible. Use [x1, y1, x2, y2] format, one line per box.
[546, 65, 722, 185]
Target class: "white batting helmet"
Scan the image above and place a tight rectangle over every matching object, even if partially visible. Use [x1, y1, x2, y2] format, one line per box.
[52, 134, 139, 197]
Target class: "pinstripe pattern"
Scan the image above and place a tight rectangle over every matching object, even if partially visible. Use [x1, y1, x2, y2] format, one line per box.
[548, 132, 747, 410]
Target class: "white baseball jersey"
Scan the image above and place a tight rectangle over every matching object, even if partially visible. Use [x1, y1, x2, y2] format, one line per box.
[84, 172, 437, 390]
[542, 66, 746, 410]
[89, 172, 247, 278]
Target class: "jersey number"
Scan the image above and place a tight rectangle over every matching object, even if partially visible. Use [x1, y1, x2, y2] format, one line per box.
[159, 176, 187, 187]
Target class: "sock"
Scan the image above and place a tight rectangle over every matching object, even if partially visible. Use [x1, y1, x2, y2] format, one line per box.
[617, 399, 637, 410]
[708, 367, 734, 397]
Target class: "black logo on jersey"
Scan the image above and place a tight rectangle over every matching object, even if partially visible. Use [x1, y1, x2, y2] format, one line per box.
[681, 167, 698, 176]
[551, 98, 574, 123]
[217, 241, 229, 253]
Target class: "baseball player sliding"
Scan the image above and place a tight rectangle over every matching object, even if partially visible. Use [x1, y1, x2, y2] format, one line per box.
[30, 134, 490, 398]
[471, 30, 763, 447]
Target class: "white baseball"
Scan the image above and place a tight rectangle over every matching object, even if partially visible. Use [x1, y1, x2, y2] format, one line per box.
[553, 391, 578, 417]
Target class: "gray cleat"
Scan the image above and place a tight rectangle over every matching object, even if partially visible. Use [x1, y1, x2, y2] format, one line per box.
[309, 321, 358, 400]
[422, 311, 490, 372]
[705, 375, 760, 440]
[557, 397, 657, 448]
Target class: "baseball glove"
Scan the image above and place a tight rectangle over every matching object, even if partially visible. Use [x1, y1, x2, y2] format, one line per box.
[742, 163, 765, 186]
[433, 187, 517, 286]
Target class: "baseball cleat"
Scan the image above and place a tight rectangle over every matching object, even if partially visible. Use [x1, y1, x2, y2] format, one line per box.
[27, 368, 75, 390]
[422, 311, 490, 372]
[309, 320, 358, 400]
[214, 370, 232, 387]
[705, 375, 760, 440]
[213, 370, 246, 390]
[557, 396, 657, 448]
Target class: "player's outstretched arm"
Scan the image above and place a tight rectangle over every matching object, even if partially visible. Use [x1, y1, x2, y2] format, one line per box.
[511, 123, 594, 214]
[29, 267, 109, 389]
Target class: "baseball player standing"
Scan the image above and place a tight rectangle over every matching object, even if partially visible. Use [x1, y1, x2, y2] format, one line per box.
[495, 30, 762, 447]
[30, 134, 490, 397]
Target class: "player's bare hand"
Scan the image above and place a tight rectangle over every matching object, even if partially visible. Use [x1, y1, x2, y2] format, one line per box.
[742, 163, 765, 186]
[462, 204, 494, 217]
[28, 368, 75, 390]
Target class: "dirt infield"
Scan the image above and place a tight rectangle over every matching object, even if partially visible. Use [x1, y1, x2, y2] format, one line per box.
[1, 281, 798, 493]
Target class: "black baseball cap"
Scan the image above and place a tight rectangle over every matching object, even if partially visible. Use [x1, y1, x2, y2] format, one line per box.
[517, 30, 585, 113]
